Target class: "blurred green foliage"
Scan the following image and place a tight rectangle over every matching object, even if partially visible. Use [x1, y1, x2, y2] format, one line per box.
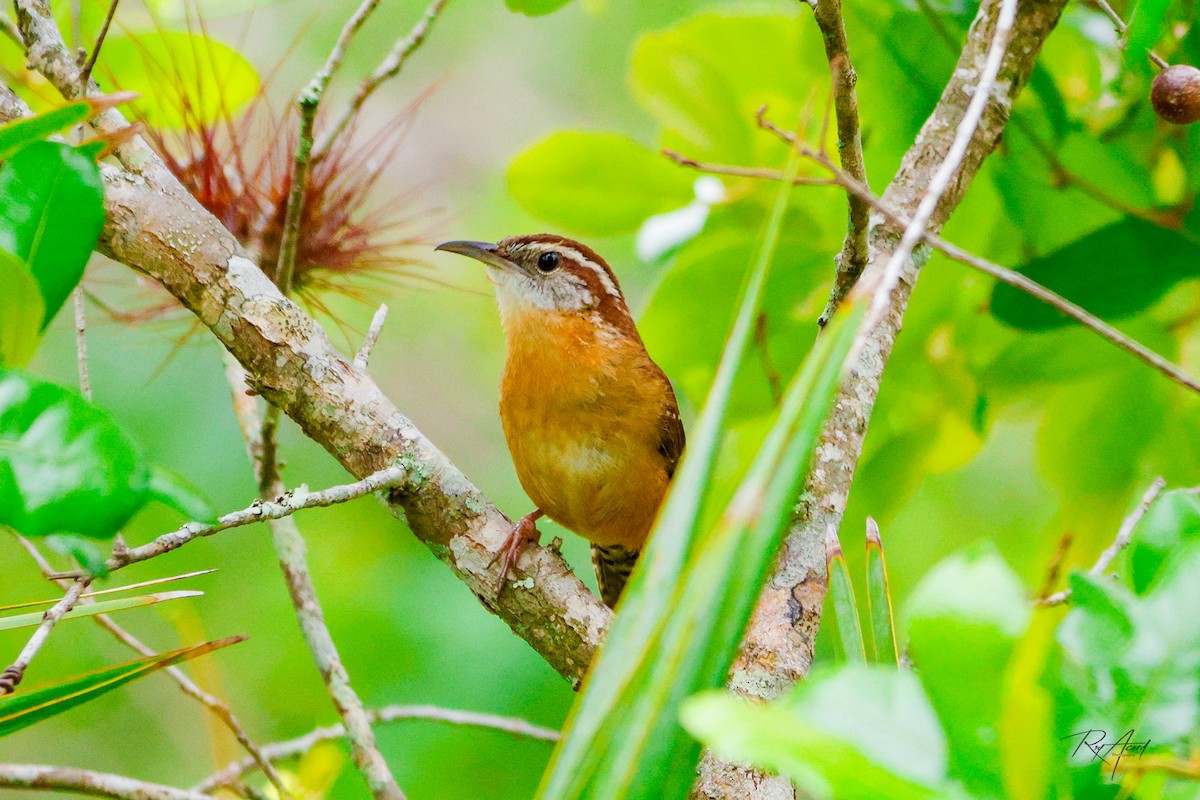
[686, 533, 1200, 799]
[0, 0, 1197, 795]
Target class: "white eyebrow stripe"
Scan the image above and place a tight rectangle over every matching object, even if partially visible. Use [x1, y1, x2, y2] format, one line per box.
[518, 241, 622, 300]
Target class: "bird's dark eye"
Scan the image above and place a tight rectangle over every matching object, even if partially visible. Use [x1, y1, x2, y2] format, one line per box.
[537, 251, 560, 273]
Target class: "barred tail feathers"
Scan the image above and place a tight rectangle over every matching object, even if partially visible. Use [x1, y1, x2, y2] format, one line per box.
[592, 543, 640, 607]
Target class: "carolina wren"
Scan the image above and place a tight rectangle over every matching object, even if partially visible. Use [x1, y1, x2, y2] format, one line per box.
[436, 234, 684, 607]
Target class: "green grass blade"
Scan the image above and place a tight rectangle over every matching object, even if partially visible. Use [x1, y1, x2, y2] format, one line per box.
[865, 517, 899, 666]
[0, 570, 216, 612]
[0, 590, 203, 631]
[536, 150, 809, 798]
[827, 533, 866, 663]
[0, 635, 244, 737]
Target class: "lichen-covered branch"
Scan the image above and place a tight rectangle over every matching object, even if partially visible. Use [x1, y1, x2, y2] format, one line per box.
[697, 0, 1069, 795]
[4, 0, 610, 685]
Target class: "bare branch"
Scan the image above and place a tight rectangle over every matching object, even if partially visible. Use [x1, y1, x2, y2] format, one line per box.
[808, 0, 871, 325]
[1040, 477, 1167, 606]
[662, 149, 835, 185]
[229, 366, 406, 800]
[72, 289, 92, 399]
[315, 0, 452, 158]
[198, 704, 559, 792]
[43, 467, 409, 579]
[354, 304, 389, 370]
[663, 143, 1200, 397]
[277, 0, 387, 292]
[77, 0, 120, 90]
[8, 0, 610, 686]
[15, 538, 290, 798]
[0, 579, 90, 694]
[0, 764, 211, 800]
[1089, 0, 1169, 69]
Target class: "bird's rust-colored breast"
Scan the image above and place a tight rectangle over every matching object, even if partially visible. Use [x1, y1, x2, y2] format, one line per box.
[498, 307, 675, 549]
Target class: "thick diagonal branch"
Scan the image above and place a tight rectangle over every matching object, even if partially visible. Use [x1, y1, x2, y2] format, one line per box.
[5, 4, 609, 684]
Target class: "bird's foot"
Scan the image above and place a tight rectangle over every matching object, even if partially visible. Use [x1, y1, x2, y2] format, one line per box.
[490, 509, 544, 594]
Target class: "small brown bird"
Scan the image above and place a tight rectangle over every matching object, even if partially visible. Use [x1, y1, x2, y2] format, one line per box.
[437, 234, 684, 606]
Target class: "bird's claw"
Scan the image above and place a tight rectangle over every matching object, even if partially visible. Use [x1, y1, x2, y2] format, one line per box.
[490, 511, 542, 595]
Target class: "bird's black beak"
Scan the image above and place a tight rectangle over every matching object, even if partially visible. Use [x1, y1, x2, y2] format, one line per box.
[435, 240, 513, 271]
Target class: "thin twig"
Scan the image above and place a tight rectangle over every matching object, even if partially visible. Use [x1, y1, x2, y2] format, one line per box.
[47, 466, 407, 578]
[314, 0, 452, 158]
[72, 289, 92, 399]
[354, 303, 389, 369]
[77, 0, 120, 90]
[0, 579, 90, 694]
[665, 143, 1200, 397]
[227, 366, 406, 800]
[753, 312, 783, 404]
[1089, 0, 1169, 69]
[862, 0, 1018, 329]
[808, 0, 871, 325]
[1040, 477, 1167, 606]
[1036, 531, 1074, 602]
[0, 764, 211, 800]
[802, 155, 1200, 395]
[197, 704, 559, 791]
[15, 538, 290, 798]
[662, 149, 835, 186]
[277, 0, 385, 292]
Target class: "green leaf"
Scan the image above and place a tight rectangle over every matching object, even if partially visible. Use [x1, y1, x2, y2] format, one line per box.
[148, 464, 216, 523]
[682, 666, 951, 800]
[1058, 546, 1200, 742]
[866, 519, 899, 667]
[904, 545, 1030, 796]
[0, 93, 137, 162]
[0, 636, 245, 737]
[0, 590, 203, 631]
[0, 249, 44, 367]
[628, 11, 828, 164]
[827, 535, 866, 663]
[95, 31, 260, 130]
[990, 218, 1200, 331]
[507, 132, 695, 236]
[0, 369, 151, 539]
[504, 0, 573, 15]
[0, 141, 105, 328]
[1126, 0, 1172, 74]
[1128, 488, 1200, 594]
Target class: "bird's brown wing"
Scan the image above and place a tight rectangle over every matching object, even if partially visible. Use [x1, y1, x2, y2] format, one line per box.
[591, 368, 685, 608]
[656, 376, 686, 479]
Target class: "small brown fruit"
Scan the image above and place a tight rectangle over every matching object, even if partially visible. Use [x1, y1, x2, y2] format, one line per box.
[1151, 64, 1200, 125]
